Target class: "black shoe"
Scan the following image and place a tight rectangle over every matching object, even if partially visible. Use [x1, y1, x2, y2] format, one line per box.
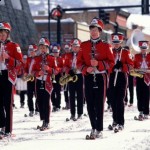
[118, 125, 124, 131]
[29, 111, 34, 117]
[20, 103, 24, 108]
[40, 121, 49, 131]
[70, 115, 77, 121]
[77, 114, 82, 119]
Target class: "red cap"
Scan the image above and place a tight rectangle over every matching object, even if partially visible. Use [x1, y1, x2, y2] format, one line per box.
[28, 44, 38, 51]
[139, 41, 149, 49]
[51, 44, 61, 53]
[39, 38, 50, 47]
[63, 43, 71, 50]
[70, 38, 81, 46]
[111, 32, 124, 43]
[0, 22, 11, 32]
[89, 18, 104, 31]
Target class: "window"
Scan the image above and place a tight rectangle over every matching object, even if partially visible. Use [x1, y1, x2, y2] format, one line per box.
[0, 0, 5, 5]
[11, 0, 22, 10]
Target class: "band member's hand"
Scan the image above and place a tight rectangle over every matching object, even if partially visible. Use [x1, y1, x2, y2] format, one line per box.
[87, 67, 94, 73]
[114, 60, 123, 70]
[54, 68, 60, 75]
[0, 55, 3, 62]
[39, 70, 44, 76]
[23, 72, 28, 76]
[2, 51, 9, 59]
[44, 65, 50, 71]
[69, 70, 74, 76]
[30, 51, 36, 57]
[91, 59, 98, 67]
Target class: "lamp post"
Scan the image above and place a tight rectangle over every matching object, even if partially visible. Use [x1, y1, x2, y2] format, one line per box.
[48, 0, 51, 40]
[50, 5, 63, 44]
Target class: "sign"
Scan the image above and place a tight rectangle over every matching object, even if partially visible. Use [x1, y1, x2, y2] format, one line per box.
[50, 5, 63, 20]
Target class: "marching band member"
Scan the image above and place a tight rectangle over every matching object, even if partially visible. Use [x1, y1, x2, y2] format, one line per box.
[65, 38, 84, 121]
[61, 43, 72, 110]
[108, 32, 133, 132]
[24, 44, 39, 117]
[51, 44, 63, 112]
[0, 22, 23, 136]
[32, 37, 55, 131]
[133, 40, 150, 120]
[15, 55, 27, 108]
[77, 18, 114, 139]
[124, 46, 134, 107]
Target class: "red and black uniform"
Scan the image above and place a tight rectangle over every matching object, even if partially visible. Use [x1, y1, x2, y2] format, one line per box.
[0, 40, 22, 134]
[51, 56, 63, 111]
[77, 39, 114, 131]
[24, 56, 39, 114]
[65, 52, 84, 119]
[109, 47, 133, 126]
[32, 53, 55, 126]
[16, 60, 27, 107]
[61, 52, 72, 108]
[134, 53, 150, 116]
[124, 54, 135, 106]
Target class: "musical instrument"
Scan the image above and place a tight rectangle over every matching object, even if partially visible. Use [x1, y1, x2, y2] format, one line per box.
[130, 68, 150, 78]
[59, 74, 78, 86]
[91, 43, 98, 88]
[22, 74, 34, 82]
[0, 41, 5, 75]
[114, 48, 123, 86]
[40, 53, 47, 89]
[52, 57, 57, 83]
[126, 29, 145, 53]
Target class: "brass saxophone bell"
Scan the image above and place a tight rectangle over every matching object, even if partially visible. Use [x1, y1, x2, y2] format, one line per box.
[130, 70, 143, 78]
[22, 74, 34, 82]
[59, 74, 78, 86]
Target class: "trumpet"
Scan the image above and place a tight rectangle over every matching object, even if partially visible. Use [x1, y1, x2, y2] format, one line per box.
[22, 74, 34, 82]
[59, 74, 78, 86]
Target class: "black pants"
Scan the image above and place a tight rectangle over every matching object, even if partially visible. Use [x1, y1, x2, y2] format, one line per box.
[109, 72, 127, 126]
[36, 79, 51, 123]
[68, 74, 83, 116]
[124, 75, 134, 104]
[20, 91, 26, 105]
[27, 81, 38, 112]
[0, 70, 13, 133]
[136, 77, 149, 115]
[51, 74, 61, 109]
[64, 85, 69, 104]
[85, 73, 107, 131]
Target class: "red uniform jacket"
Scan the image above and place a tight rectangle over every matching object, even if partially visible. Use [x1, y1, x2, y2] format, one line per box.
[32, 54, 55, 94]
[77, 40, 114, 75]
[112, 47, 133, 73]
[61, 52, 72, 73]
[4, 40, 23, 84]
[52, 56, 63, 75]
[134, 53, 150, 85]
[134, 53, 150, 69]
[24, 57, 35, 74]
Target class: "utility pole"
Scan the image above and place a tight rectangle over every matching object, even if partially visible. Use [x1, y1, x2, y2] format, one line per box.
[48, 0, 51, 40]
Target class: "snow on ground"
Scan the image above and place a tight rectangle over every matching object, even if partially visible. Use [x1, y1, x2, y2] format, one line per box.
[0, 88, 150, 150]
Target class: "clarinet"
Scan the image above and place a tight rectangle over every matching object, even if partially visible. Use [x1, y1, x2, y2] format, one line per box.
[91, 43, 98, 88]
[40, 53, 47, 89]
[0, 41, 5, 75]
[52, 57, 57, 83]
[114, 48, 123, 86]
